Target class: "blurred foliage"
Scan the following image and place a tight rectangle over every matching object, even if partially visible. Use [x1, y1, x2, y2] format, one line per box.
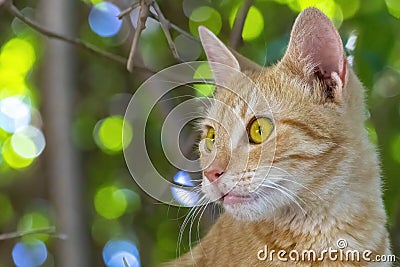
[0, 0, 399, 266]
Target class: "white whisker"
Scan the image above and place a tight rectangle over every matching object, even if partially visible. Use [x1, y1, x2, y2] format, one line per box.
[260, 183, 307, 215]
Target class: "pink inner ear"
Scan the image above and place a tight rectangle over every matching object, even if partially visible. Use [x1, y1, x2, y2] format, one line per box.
[302, 26, 345, 82]
[286, 8, 346, 86]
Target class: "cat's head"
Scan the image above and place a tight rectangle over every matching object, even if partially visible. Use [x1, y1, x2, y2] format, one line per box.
[197, 8, 365, 221]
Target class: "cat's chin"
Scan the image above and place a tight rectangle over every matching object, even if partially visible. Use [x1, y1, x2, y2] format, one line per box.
[222, 193, 255, 205]
[222, 196, 274, 222]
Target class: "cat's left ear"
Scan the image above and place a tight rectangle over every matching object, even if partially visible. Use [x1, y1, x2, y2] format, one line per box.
[282, 8, 347, 103]
[198, 26, 241, 88]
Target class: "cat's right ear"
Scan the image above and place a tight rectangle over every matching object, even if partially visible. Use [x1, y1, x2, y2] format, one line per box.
[198, 26, 241, 87]
[281, 8, 347, 103]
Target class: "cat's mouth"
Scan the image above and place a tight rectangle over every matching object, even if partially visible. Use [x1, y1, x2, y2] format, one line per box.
[221, 193, 255, 205]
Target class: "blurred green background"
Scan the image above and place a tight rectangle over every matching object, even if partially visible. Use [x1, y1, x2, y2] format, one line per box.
[0, 0, 399, 266]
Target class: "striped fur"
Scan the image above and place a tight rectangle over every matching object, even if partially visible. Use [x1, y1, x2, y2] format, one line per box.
[164, 8, 391, 266]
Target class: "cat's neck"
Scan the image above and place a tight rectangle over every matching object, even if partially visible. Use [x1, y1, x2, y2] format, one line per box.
[221, 162, 388, 253]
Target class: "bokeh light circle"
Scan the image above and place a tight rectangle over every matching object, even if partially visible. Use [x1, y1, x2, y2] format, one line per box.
[11, 126, 46, 159]
[103, 239, 140, 267]
[93, 116, 133, 153]
[229, 6, 264, 41]
[182, 0, 208, 17]
[2, 137, 34, 169]
[296, 0, 343, 27]
[121, 189, 141, 213]
[385, 0, 400, 18]
[193, 63, 215, 97]
[18, 212, 51, 242]
[0, 96, 31, 133]
[189, 6, 222, 37]
[0, 68, 28, 98]
[173, 170, 194, 187]
[0, 38, 36, 75]
[12, 239, 47, 267]
[108, 253, 140, 267]
[174, 34, 202, 61]
[94, 186, 127, 219]
[335, 0, 360, 19]
[89, 2, 123, 37]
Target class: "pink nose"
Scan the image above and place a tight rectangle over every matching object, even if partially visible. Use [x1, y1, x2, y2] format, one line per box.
[204, 167, 225, 183]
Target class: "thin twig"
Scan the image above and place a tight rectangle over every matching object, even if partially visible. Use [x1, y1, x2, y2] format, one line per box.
[3, 1, 127, 64]
[148, 12, 198, 43]
[152, 1, 181, 62]
[0, 226, 66, 241]
[127, 0, 151, 72]
[0, 0, 155, 73]
[118, 1, 140, 20]
[123, 257, 130, 267]
[229, 0, 254, 49]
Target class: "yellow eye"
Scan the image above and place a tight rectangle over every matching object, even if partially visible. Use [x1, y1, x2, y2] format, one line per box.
[205, 127, 215, 151]
[248, 117, 273, 144]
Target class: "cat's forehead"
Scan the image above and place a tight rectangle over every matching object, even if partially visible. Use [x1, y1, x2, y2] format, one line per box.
[206, 74, 273, 128]
[203, 68, 312, 129]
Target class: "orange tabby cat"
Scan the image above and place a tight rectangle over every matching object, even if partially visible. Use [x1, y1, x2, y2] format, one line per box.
[164, 8, 392, 266]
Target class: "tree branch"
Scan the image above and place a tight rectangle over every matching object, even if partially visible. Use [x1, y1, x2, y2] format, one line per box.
[1, 0, 247, 74]
[127, 0, 151, 72]
[0, 0, 155, 74]
[3, 1, 126, 64]
[0, 227, 66, 241]
[118, 1, 140, 20]
[152, 1, 181, 62]
[0, 0, 6, 7]
[123, 257, 130, 267]
[229, 0, 254, 50]
[148, 12, 198, 43]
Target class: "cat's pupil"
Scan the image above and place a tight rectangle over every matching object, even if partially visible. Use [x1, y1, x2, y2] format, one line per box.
[258, 125, 262, 135]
